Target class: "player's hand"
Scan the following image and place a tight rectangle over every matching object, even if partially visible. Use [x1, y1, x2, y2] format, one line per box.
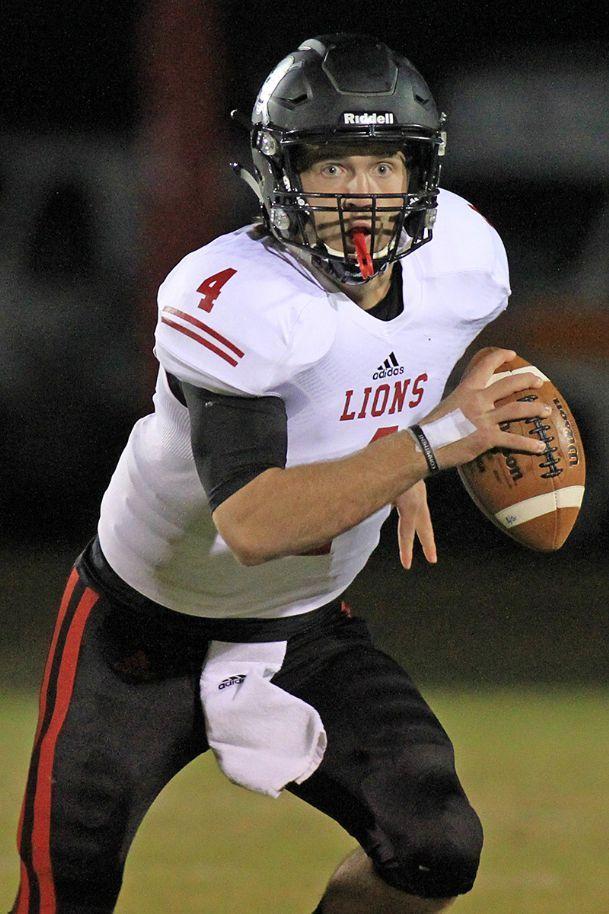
[420, 347, 551, 469]
[395, 480, 437, 570]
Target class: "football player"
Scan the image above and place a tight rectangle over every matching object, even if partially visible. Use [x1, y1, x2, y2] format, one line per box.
[11, 34, 551, 914]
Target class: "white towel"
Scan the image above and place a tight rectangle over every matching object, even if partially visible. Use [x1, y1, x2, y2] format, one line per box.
[200, 640, 327, 798]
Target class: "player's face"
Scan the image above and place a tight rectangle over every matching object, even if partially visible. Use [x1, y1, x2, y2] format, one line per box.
[298, 152, 409, 259]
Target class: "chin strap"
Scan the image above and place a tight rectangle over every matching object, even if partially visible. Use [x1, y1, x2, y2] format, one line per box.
[230, 162, 263, 202]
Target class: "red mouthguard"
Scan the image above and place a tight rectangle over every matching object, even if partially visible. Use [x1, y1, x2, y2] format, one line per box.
[351, 230, 374, 279]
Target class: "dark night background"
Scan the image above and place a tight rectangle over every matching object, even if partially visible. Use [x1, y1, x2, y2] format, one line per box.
[1, 0, 607, 686]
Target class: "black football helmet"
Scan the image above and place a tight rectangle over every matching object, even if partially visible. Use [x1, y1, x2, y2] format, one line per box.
[233, 34, 446, 284]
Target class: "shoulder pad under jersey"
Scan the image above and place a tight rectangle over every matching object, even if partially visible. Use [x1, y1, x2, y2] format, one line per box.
[414, 189, 511, 325]
[154, 226, 337, 395]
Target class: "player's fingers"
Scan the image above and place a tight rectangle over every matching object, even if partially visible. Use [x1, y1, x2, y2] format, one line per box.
[416, 503, 437, 565]
[495, 431, 548, 454]
[397, 512, 416, 569]
[462, 348, 516, 386]
[491, 400, 551, 425]
[486, 372, 544, 404]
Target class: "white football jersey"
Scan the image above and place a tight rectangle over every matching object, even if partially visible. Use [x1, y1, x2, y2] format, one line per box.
[98, 189, 510, 618]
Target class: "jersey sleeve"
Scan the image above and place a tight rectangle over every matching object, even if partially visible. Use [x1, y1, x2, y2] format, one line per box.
[481, 217, 510, 320]
[454, 218, 510, 332]
[423, 190, 512, 333]
[154, 241, 336, 397]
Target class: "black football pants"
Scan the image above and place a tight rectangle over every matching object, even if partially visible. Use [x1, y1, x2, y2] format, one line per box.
[12, 560, 483, 913]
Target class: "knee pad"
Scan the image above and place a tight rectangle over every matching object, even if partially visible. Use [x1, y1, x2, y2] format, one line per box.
[370, 755, 484, 898]
[376, 807, 483, 897]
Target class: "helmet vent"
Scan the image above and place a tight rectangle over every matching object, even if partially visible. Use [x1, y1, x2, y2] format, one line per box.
[322, 43, 398, 95]
[275, 92, 309, 111]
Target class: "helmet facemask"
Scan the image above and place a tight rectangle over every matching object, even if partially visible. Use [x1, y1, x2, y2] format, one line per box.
[252, 128, 444, 284]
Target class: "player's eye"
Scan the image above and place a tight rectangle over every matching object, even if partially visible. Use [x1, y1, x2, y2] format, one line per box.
[374, 162, 393, 176]
[320, 163, 342, 177]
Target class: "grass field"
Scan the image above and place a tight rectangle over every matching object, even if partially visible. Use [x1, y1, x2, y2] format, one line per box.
[2, 688, 608, 914]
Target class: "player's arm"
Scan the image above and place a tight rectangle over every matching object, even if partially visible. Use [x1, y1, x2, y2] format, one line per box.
[186, 348, 550, 565]
[183, 379, 430, 563]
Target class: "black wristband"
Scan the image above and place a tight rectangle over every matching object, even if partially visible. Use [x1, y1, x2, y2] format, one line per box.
[408, 424, 441, 475]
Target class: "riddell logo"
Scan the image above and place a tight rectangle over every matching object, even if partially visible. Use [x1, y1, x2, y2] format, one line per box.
[342, 112, 395, 125]
[373, 351, 404, 380]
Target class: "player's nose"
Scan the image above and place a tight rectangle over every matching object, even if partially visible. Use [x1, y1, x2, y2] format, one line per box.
[344, 169, 374, 208]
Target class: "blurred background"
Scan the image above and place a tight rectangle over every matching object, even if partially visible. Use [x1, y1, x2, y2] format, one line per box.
[1, 0, 607, 686]
[2, 3, 608, 913]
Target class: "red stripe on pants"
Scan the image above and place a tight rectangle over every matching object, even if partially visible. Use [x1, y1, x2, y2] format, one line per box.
[31, 587, 98, 913]
[34, 569, 80, 747]
[14, 860, 30, 914]
[15, 568, 80, 914]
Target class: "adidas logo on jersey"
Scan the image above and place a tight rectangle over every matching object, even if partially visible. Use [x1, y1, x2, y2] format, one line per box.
[373, 352, 404, 380]
[218, 674, 246, 690]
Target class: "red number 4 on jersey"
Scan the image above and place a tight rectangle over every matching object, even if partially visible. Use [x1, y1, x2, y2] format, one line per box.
[197, 268, 237, 312]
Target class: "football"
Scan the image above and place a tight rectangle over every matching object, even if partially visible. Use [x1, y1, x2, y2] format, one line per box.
[457, 355, 586, 551]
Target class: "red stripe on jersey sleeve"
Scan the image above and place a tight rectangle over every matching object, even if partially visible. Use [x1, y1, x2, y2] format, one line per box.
[161, 317, 239, 366]
[161, 318, 240, 367]
[162, 307, 244, 357]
